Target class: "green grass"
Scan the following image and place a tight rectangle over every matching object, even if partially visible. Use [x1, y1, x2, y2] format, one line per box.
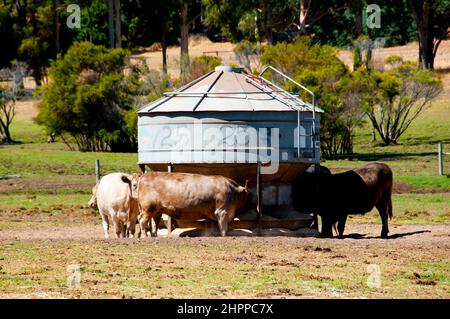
[0, 143, 137, 177]
[396, 176, 450, 191]
[0, 193, 90, 209]
[347, 193, 449, 224]
[9, 119, 47, 144]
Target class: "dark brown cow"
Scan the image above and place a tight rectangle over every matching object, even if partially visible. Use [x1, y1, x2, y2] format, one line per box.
[122, 172, 248, 237]
[292, 163, 393, 238]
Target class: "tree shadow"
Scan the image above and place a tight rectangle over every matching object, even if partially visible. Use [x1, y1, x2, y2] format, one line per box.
[342, 230, 431, 239]
[352, 152, 437, 162]
[329, 151, 439, 162]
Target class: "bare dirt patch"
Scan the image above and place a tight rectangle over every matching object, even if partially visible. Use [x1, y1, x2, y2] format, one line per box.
[0, 175, 95, 193]
[391, 180, 446, 194]
[0, 219, 448, 244]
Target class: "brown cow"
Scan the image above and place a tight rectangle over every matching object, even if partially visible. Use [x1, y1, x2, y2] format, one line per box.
[292, 163, 393, 238]
[122, 172, 249, 237]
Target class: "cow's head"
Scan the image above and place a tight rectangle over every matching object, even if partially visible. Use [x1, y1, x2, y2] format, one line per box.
[121, 173, 141, 199]
[88, 183, 99, 208]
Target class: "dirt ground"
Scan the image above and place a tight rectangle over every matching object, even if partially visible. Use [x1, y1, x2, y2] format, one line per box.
[0, 221, 448, 299]
[0, 220, 447, 242]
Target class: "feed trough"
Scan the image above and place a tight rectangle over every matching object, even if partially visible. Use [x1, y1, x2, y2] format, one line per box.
[137, 65, 323, 232]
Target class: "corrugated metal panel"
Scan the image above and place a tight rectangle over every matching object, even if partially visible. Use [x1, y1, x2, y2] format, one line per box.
[138, 68, 323, 113]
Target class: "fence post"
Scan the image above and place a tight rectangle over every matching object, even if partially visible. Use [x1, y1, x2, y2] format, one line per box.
[95, 160, 100, 183]
[438, 143, 443, 176]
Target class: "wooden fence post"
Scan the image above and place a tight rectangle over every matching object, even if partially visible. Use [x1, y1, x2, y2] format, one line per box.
[438, 143, 443, 176]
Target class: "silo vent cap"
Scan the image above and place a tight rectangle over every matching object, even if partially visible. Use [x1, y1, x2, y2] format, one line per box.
[214, 65, 244, 73]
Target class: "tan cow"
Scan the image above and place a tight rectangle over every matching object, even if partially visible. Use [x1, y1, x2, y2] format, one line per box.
[88, 172, 140, 238]
[121, 172, 248, 237]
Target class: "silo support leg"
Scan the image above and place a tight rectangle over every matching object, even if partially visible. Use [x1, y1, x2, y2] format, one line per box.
[167, 163, 173, 235]
[256, 162, 262, 235]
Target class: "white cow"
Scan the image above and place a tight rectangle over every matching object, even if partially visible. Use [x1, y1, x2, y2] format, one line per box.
[88, 172, 139, 238]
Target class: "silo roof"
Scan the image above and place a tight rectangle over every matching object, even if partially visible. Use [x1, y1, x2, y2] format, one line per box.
[138, 67, 323, 114]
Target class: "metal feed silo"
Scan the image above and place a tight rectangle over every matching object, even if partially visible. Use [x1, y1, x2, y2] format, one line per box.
[137, 65, 323, 230]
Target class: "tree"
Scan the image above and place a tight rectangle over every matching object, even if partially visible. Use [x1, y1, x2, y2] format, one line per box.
[182, 55, 221, 84]
[0, 84, 17, 144]
[114, 0, 122, 48]
[108, 0, 114, 48]
[365, 61, 442, 145]
[15, 0, 55, 85]
[180, 1, 189, 80]
[261, 37, 360, 159]
[407, 0, 450, 69]
[36, 42, 137, 152]
[233, 40, 262, 71]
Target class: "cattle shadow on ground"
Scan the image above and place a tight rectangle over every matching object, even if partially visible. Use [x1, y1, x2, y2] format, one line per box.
[342, 230, 431, 239]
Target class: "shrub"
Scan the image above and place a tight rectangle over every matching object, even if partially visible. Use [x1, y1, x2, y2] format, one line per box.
[181, 55, 222, 85]
[261, 37, 357, 159]
[36, 42, 137, 152]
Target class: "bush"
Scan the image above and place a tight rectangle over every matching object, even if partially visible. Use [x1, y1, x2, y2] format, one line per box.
[261, 37, 357, 159]
[181, 55, 222, 85]
[364, 61, 442, 145]
[234, 40, 262, 72]
[36, 42, 137, 152]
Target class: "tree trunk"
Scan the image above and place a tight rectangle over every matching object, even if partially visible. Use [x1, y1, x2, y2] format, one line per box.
[54, 0, 60, 52]
[354, 1, 363, 36]
[263, 0, 273, 44]
[114, 0, 121, 48]
[408, 0, 435, 69]
[180, 2, 189, 80]
[162, 24, 168, 76]
[108, 0, 114, 48]
[299, 0, 310, 35]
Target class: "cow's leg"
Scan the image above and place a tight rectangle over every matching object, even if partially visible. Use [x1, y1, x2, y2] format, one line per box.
[214, 208, 229, 237]
[337, 214, 347, 239]
[139, 213, 150, 238]
[321, 215, 333, 238]
[113, 219, 122, 238]
[100, 212, 110, 239]
[150, 212, 162, 237]
[127, 221, 136, 238]
[121, 222, 126, 238]
[127, 211, 138, 239]
[376, 200, 390, 239]
[136, 213, 143, 238]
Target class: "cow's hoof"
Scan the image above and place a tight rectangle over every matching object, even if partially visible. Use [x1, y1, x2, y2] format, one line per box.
[381, 232, 389, 239]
